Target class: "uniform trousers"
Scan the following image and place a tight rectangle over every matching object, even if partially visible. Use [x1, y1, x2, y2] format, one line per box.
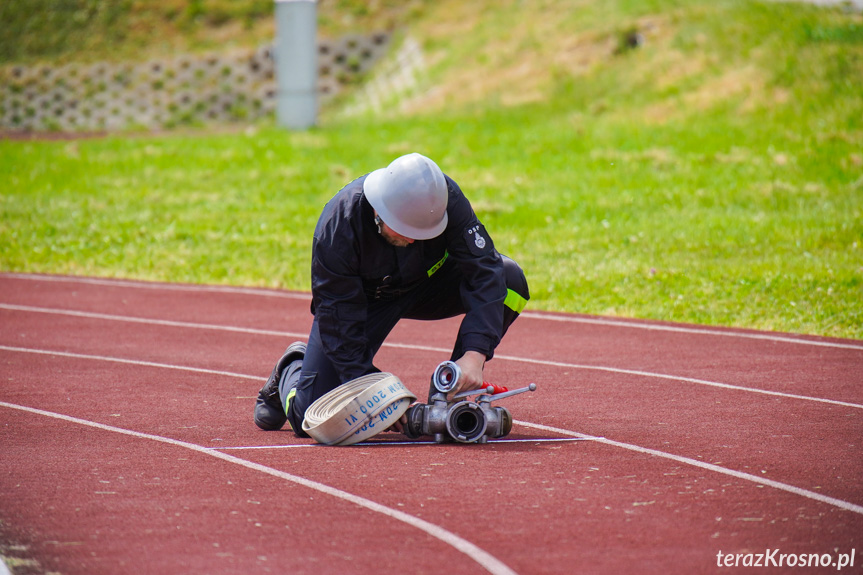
[282, 255, 529, 436]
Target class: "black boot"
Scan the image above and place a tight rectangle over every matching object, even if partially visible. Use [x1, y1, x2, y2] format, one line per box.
[253, 341, 306, 430]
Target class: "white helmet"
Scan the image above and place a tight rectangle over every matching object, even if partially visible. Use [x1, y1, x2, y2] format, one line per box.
[363, 153, 448, 240]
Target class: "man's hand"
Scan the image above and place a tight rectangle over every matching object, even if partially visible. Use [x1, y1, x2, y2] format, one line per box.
[387, 352, 487, 434]
[388, 413, 407, 433]
[449, 350, 486, 400]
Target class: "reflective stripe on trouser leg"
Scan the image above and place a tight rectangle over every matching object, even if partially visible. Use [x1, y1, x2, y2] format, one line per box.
[284, 388, 297, 416]
[278, 360, 303, 426]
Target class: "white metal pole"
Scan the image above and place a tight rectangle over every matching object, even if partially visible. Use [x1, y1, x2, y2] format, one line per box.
[274, 0, 317, 129]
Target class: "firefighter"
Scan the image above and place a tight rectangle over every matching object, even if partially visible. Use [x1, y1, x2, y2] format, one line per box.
[254, 153, 529, 436]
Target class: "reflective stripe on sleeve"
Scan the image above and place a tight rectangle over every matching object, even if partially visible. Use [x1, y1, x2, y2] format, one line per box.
[504, 289, 528, 314]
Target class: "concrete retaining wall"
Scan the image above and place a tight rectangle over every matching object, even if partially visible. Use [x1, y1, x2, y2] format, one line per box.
[0, 32, 390, 132]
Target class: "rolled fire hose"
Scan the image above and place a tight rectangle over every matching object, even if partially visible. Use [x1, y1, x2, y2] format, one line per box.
[302, 372, 417, 446]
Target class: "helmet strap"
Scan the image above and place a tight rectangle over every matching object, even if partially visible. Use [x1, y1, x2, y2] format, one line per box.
[374, 214, 383, 234]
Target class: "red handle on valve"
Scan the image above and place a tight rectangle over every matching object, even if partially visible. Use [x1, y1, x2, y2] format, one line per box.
[484, 382, 509, 394]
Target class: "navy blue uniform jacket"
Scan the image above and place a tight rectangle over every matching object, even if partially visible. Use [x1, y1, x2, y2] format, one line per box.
[310, 173, 507, 384]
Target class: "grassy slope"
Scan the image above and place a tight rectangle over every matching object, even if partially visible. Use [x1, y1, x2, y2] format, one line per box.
[0, 0, 425, 64]
[1, 0, 861, 338]
[397, 0, 863, 335]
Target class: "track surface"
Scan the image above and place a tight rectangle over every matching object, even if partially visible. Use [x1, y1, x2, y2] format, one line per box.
[1, 273, 861, 574]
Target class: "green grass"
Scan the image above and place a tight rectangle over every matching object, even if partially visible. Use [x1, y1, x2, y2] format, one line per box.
[1, 0, 861, 339]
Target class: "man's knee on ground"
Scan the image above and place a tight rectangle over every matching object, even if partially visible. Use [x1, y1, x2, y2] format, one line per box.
[502, 255, 530, 303]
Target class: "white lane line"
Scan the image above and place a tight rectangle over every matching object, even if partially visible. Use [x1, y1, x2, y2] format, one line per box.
[1, 345, 861, 517]
[0, 273, 310, 300]
[493, 354, 863, 411]
[514, 420, 863, 516]
[213, 444, 318, 450]
[0, 303, 309, 340]
[3, 305, 861, 411]
[0, 400, 518, 575]
[520, 312, 863, 351]
[211, 437, 599, 450]
[0, 345, 262, 381]
[4, 273, 861, 350]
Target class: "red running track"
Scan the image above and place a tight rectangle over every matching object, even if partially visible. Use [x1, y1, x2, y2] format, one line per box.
[1, 273, 861, 574]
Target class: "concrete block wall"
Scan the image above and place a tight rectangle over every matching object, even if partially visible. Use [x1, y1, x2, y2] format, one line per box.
[341, 35, 426, 117]
[0, 32, 390, 132]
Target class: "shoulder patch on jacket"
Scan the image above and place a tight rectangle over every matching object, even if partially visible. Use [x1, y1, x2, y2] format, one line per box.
[463, 223, 494, 256]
